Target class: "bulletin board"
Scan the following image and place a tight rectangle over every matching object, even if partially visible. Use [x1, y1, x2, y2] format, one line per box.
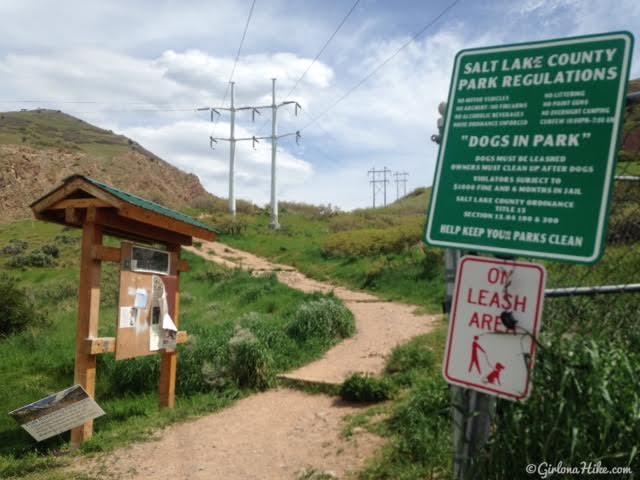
[115, 242, 179, 361]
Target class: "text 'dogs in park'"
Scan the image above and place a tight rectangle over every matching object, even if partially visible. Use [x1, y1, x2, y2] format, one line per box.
[425, 32, 634, 263]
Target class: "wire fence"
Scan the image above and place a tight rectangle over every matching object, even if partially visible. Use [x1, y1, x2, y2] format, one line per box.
[457, 95, 640, 478]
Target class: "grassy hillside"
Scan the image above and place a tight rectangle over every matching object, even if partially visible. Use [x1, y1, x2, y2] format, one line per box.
[0, 109, 215, 222]
[0, 219, 354, 479]
[195, 188, 442, 311]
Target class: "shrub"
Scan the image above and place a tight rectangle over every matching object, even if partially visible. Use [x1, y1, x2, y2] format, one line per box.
[0, 273, 44, 337]
[7, 250, 57, 268]
[340, 374, 394, 402]
[322, 222, 422, 257]
[227, 326, 272, 389]
[1, 239, 28, 256]
[287, 298, 354, 341]
[213, 215, 248, 235]
[26, 251, 57, 267]
[54, 234, 77, 244]
[40, 244, 59, 258]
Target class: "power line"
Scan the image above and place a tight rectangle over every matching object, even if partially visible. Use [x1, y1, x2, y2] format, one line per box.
[211, 0, 257, 138]
[302, 0, 461, 131]
[284, 0, 360, 102]
[254, 0, 360, 139]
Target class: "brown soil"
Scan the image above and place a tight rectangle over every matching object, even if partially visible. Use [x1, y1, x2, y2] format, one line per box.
[77, 390, 381, 480]
[189, 241, 439, 385]
[73, 242, 439, 479]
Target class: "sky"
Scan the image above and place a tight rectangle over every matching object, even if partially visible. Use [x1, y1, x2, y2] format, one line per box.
[1, 0, 639, 210]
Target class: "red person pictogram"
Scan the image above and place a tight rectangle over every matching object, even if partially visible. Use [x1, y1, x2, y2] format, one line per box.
[468, 335, 486, 374]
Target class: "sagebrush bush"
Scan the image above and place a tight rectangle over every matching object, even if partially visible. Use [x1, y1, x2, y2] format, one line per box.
[227, 326, 272, 389]
[212, 215, 249, 235]
[322, 222, 422, 257]
[340, 374, 394, 402]
[287, 298, 354, 341]
[1, 240, 28, 256]
[7, 250, 57, 269]
[0, 273, 44, 337]
[40, 244, 59, 258]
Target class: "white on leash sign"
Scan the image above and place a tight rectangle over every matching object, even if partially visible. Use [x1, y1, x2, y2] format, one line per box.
[443, 256, 546, 401]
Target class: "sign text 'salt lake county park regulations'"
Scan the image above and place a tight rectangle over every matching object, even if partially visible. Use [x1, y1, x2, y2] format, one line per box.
[425, 32, 634, 263]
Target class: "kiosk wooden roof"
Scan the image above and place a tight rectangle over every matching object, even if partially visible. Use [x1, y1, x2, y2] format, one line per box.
[30, 174, 217, 245]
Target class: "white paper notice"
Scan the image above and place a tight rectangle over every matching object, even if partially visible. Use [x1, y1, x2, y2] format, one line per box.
[162, 313, 177, 332]
[134, 288, 148, 308]
[119, 307, 138, 328]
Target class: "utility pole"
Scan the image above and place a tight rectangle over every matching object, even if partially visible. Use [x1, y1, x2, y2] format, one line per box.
[394, 171, 409, 200]
[270, 79, 279, 229]
[267, 78, 301, 229]
[229, 82, 236, 215]
[368, 167, 391, 208]
[200, 80, 300, 222]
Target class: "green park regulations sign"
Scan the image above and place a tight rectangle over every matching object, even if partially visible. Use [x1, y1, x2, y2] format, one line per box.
[425, 32, 634, 263]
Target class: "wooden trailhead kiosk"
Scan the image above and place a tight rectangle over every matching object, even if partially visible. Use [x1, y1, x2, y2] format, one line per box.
[30, 175, 216, 447]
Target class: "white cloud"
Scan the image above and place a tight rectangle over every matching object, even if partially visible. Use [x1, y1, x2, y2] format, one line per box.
[122, 120, 313, 205]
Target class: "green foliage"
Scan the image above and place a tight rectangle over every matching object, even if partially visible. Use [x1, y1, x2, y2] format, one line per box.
[0, 221, 348, 478]
[6, 249, 57, 269]
[473, 296, 640, 477]
[213, 215, 249, 235]
[40, 244, 59, 258]
[378, 377, 450, 477]
[287, 298, 355, 341]
[227, 326, 273, 389]
[340, 374, 394, 403]
[280, 201, 340, 219]
[0, 240, 28, 256]
[322, 222, 422, 257]
[0, 273, 44, 337]
[358, 325, 452, 480]
[385, 335, 437, 387]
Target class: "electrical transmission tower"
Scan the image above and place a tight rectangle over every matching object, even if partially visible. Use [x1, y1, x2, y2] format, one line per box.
[394, 171, 409, 200]
[368, 166, 391, 208]
[199, 79, 300, 227]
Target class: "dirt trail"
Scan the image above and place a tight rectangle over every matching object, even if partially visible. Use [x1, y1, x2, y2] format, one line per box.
[76, 242, 439, 479]
[189, 241, 439, 385]
[79, 390, 381, 480]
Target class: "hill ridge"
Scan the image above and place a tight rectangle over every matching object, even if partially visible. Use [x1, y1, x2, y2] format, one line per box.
[0, 109, 216, 223]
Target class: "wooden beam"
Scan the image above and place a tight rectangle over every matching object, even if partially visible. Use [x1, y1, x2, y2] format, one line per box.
[177, 259, 189, 272]
[94, 209, 192, 246]
[85, 331, 189, 355]
[159, 245, 181, 410]
[49, 198, 113, 209]
[31, 177, 125, 214]
[70, 221, 103, 448]
[65, 207, 81, 225]
[91, 245, 121, 263]
[119, 204, 216, 242]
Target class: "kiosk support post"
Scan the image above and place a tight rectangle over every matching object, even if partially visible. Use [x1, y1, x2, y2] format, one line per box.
[70, 212, 103, 448]
[159, 243, 181, 409]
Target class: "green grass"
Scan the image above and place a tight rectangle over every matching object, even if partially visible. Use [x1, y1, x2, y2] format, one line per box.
[0, 219, 352, 478]
[343, 322, 452, 480]
[205, 190, 444, 312]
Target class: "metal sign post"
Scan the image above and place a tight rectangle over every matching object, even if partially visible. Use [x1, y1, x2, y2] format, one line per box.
[426, 32, 634, 263]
